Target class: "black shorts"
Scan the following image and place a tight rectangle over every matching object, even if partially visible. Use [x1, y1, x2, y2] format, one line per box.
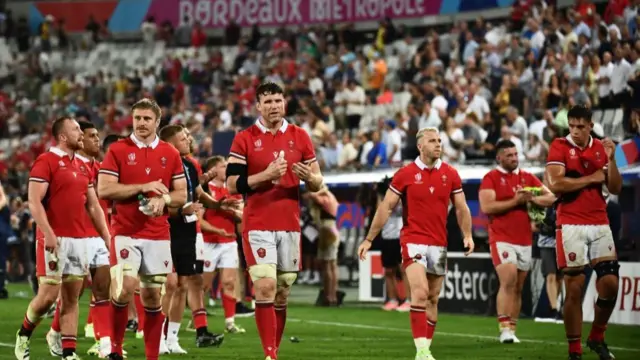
[540, 247, 561, 277]
[381, 238, 401, 269]
[171, 237, 203, 276]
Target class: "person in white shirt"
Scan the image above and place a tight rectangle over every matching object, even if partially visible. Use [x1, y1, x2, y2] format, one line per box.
[383, 120, 403, 166]
[431, 86, 449, 112]
[140, 17, 157, 45]
[338, 132, 358, 169]
[597, 52, 615, 108]
[343, 79, 366, 131]
[418, 102, 442, 129]
[440, 116, 465, 163]
[467, 83, 491, 124]
[528, 19, 546, 51]
[611, 46, 633, 107]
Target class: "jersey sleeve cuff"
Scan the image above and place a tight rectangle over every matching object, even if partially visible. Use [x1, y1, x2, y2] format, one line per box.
[172, 173, 186, 180]
[28, 177, 48, 183]
[452, 188, 463, 194]
[303, 157, 317, 165]
[546, 161, 565, 167]
[229, 152, 246, 161]
[389, 185, 402, 195]
[98, 169, 119, 177]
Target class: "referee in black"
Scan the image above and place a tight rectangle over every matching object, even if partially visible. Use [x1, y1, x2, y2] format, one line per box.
[159, 125, 225, 350]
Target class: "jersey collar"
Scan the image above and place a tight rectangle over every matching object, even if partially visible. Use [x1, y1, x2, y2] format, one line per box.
[49, 146, 73, 159]
[256, 118, 288, 134]
[565, 135, 593, 149]
[496, 166, 519, 175]
[130, 133, 159, 149]
[75, 153, 91, 163]
[415, 157, 442, 170]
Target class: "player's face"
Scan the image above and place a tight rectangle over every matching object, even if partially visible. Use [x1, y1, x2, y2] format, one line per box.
[82, 128, 101, 157]
[256, 93, 286, 124]
[417, 131, 441, 160]
[62, 120, 84, 151]
[567, 117, 593, 147]
[132, 108, 159, 139]
[215, 160, 227, 180]
[183, 129, 195, 153]
[497, 146, 519, 171]
[170, 131, 191, 156]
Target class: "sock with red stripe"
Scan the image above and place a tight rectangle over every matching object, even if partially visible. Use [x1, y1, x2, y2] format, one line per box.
[222, 293, 236, 327]
[426, 319, 437, 348]
[111, 300, 129, 355]
[134, 291, 145, 332]
[61, 335, 77, 356]
[51, 299, 61, 333]
[143, 307, 163, 360]
[498, 314, 511, 329]
[192, 308, 208, 334]
[255, 301, 277, 358]
[568, 335, 582, 354]
[410, 306, 428, 350]
[275, 304, 287, 349]
[19, 304, 45, 338]
[588, 324, 607, 342]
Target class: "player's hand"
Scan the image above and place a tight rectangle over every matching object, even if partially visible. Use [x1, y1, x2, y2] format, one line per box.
[222, 230, 237, 239]
[147, 197, 166, 217]
[515, 189, 533, 205]
[44, 232, 58, 254]
[589, 169, 606, 184]
[292, 162, 312, 182]
[357, 240, 373, 260]
[602, 138, 616, 160]
[265, 158, 288, 181]
[463, 236, 475, 256]
[183, 202, 204, 216]
[142, 181, 169, 195]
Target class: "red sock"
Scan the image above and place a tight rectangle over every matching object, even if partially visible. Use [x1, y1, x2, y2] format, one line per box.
[497, 314, 511, 327]
[111, 300, 129, 355]
[134, 292, 145, 332]
[93, 300, 112, 341]
[275, 304, 287, 348]
[143, 307, 163, 360]
[588, 324, 607, 342]
[568, 335, 582, 354]
[192, 308, 208, 329]
[410, 306, 428, 340]
[21, 314, 39, 334]
[61, 335, 77, 352]
[51, 299, 61, 332]
[426, 319, 437, 339]
[87, 301, 94, 324]
[255, 301, 277, 358]
[222, 293, 236, 320]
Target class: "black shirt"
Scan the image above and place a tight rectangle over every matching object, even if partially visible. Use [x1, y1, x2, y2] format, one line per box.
[169, 157, 199, 242]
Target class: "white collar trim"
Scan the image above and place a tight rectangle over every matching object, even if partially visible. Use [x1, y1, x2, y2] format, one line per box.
[49, 146, 72, 158]
[130, 133, 159, 149]
[256, 118, 288, 134]
[565, 135, 593, 149]
[497, 166, 519, 175]
[415, 157, 442, 170]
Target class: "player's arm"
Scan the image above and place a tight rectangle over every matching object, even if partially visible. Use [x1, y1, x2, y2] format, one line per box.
[302, 161, 324, 192]
[478, 188, 521, 215]
[452, 191, 473, 240]
[194, 184, 226, 210]
[296, 131, 324, 192]
[0, 182, 7, 209]
[199, 216, 233, 237]
[27, 181, 55, 239]
[226, 156, 272, 195]
[85, 187, 110, 243]
[363, 189, 401, 242]
[603, 139, 622, 195]
[545, 164, 603, 194]
[166, 176, 188, 207]
[530, 184, 557, 207]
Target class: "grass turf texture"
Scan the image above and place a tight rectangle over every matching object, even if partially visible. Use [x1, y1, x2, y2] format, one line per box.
[0, 284, 638, 359]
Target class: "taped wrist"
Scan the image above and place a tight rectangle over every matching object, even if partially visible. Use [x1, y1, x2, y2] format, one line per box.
[226, 163, 252, 194]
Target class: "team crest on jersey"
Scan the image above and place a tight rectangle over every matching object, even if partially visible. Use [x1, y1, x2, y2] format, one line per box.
[127, 153, 137, 165]
[414, 173, 423, 184]
[500, 177, 506, 185]
[160, 157, 167, 168]
[595, 151, 601, 160]
[58, 160, 65, 167]
[289, 140, 294, 148]
[441, 174, 447, 184]
[254, 139, 263, 151]
[569, 148, 576, 157]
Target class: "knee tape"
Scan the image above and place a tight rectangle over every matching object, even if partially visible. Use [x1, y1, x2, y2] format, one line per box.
[277, 272, 298, 289]
[38, 276, 61, 285]
[110, 264, 135, 298]
[594, 260, 620, 279]
[596, 297, 617, 309]
[139, 275, 167, 288]
[62, 275, 85, 283]
[248, 264, 277, 282]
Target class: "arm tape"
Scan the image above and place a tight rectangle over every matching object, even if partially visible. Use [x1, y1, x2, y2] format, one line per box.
[226, 163, 252, 194]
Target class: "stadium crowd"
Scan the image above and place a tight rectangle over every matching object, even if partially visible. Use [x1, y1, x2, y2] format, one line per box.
[0, 0, 639, 292]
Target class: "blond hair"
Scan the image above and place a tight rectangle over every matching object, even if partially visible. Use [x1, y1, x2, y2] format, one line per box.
[416, 127, 439, 142]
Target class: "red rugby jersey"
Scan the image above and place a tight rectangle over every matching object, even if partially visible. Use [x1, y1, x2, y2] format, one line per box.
[203, 182, 242, 244]
[389, 158, 462, 247]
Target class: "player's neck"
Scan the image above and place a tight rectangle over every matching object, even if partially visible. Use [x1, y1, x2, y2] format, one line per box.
[133, 133, 157, 145]
[76, 150, 94, 161]
[259, 117, 282, 133]
[211, 178, 224, 187]
[57, 144, 75, 158]
[420, 156, 439, 169]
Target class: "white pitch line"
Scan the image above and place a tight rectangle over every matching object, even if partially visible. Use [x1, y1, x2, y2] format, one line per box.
[288, 318, 640, 352]
[0, 342, 13, 348]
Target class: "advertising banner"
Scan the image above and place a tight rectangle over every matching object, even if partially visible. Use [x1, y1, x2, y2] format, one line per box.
[582, 262, 640, 325]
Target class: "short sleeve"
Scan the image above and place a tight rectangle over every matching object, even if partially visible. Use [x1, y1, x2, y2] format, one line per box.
[389, 170, 407, 196]
[229, 132, 248, 162]
[546, 140, 566, 167]
[528, 173, 544, 188]
[450, 168, 463, 194]
[170, 150, 185, 181]
[29, 155, 51, 184]
[99, 147, 120, 178]
[479, 173, 495, 191]
[299, 130, 317, 164]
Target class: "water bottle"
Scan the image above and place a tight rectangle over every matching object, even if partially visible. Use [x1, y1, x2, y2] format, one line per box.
[138, 194, 153, 215]
[272, 150, 285, 185]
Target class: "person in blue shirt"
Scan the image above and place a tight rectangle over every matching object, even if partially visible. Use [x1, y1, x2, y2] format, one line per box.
[367, 130, 388, 168]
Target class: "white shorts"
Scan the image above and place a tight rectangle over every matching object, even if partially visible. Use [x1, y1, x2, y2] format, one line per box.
[195, 233, 205, 261]
[36, 237, 88, 277]
[490, 241, 532, 271]
[111, 236, 173, 275]
[243, 230, 301, 272]
[401, 243, 447, 276]
[86, 237, 110, 268]
[202, 242, 239, 272]
[556, 225, 616, 268]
